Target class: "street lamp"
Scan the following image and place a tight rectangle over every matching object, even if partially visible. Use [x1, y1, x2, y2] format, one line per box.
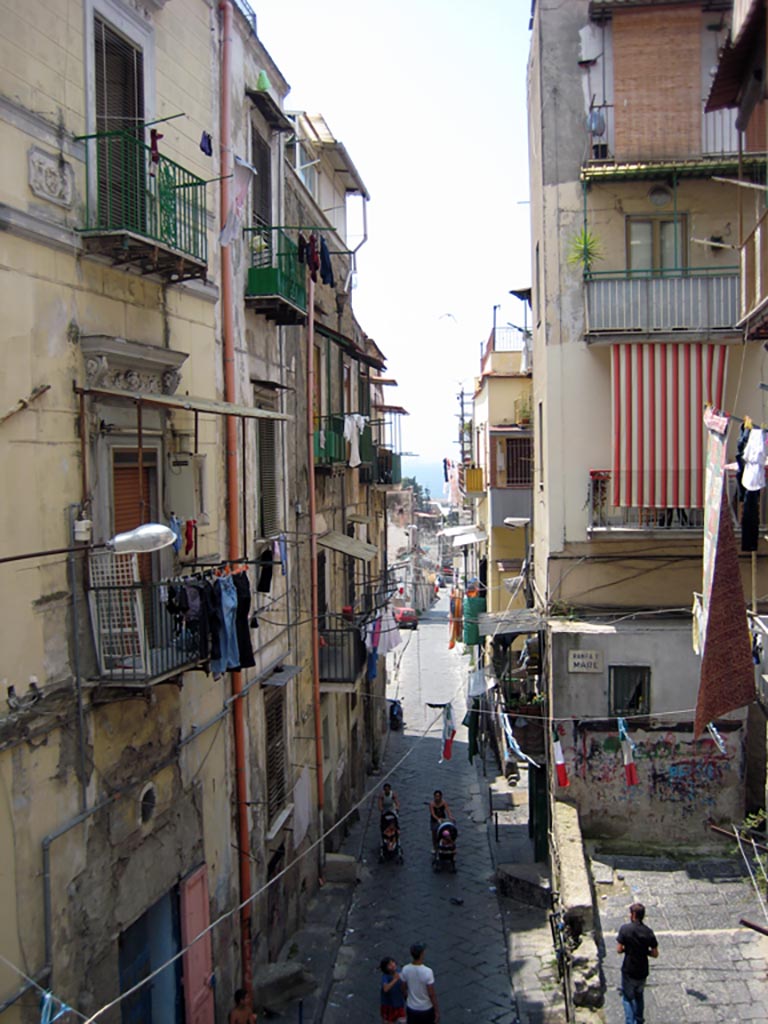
[0, 523, 177, 565]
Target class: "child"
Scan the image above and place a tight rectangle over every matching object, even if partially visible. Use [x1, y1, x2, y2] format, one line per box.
[379, 957, 406, 1022]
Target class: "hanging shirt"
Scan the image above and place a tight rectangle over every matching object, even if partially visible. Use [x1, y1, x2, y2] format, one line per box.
[741, 428, 766, 491]
[344, 413, 366, 468]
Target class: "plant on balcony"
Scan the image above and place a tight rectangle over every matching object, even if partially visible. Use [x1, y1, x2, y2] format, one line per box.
[567, 227, 604, 274]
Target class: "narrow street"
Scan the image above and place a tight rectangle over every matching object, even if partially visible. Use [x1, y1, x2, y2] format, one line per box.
[321, 594, 559, 1024]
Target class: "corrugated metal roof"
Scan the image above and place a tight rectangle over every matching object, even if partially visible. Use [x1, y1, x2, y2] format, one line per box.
[706, 1, 764, 112]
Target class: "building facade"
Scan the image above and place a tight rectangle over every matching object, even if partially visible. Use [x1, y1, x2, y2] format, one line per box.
[528, 0, 765, 845]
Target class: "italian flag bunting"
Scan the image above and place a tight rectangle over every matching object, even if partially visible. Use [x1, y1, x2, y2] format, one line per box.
[553, 728, 569, 788]
[618, 718, 639, 786]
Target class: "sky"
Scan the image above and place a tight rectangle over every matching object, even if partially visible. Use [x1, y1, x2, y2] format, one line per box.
[255, 0, 533, 498]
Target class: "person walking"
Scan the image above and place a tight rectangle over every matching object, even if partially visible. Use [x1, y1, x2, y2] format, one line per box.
[228, 988, 257, 1024]
[400, 942, 439, 1023]
[379, 957, 406, 1022]
[616, 902, 659, 1024]
[428, 790, 452, 849]
[378, 782, 400, 815]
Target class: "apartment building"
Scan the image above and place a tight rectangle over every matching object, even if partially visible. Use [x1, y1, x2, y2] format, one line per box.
[0, 2, 401, 1020]
[528, 0, 765, 844]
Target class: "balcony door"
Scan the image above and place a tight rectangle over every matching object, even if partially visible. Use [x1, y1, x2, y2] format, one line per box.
[627, 216, 686, 275]
[113, 447, 159, 582]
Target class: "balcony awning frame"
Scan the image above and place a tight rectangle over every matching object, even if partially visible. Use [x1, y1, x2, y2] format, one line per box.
[318, 530, 378, 562]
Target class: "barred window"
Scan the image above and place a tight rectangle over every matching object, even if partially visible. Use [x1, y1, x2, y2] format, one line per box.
[265, 689, 287, 822]
[609, 665, 650, 716]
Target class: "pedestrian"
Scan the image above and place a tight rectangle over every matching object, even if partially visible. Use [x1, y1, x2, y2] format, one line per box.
[616, 902, 659, 1024]
[401, 942, 440, 1023]
[378, 782, 400, 814]
[379, 957, 406, 1022]
[428, 790, 452, 848]
[228, 988, 257, 1024]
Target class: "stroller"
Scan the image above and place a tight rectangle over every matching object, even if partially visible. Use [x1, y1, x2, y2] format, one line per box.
[379, 810, 404, 864]
[432, 820, 458, 873]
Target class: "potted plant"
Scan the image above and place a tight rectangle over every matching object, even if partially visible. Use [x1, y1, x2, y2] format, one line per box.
[567, 227, 604, 275]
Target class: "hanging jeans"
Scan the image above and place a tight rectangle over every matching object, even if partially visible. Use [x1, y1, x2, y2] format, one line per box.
[233, 572, 255, 668]
[211, 576, 240, 675]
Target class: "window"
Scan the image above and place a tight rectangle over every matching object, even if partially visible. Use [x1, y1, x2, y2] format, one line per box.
[506, 437, 533, 486]
[253, 386, 280, 539]
[288, 132, 318, 198]
[118, 889, 183, 1024]
[609, 665, 651, 716]
[251, 126, 272, 227]
[265, 689, 287, 822]
[626, 216, 686, 274]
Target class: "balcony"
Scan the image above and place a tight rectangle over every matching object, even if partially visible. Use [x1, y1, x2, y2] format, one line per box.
[319, 626, 366, 686]
[588, 471, 703, 534]
[741, 208, 768, 336]
[78, 130, 207, 281]
[374, 448, 401, 486]
[87, 554, 205, 686]
[244, 227, 307, 324]
[464, 467, 484, 496]
[585, 269, 739, 339]
[314, 414, 345, 466]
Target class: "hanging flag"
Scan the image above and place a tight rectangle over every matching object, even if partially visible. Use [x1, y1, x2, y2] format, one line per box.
[220, 155, 258, 247]
[441, 703, 456, 762]
[621, 739, 639, 786]
[706, 721, 728, 755]
[553, 729, 569, 787]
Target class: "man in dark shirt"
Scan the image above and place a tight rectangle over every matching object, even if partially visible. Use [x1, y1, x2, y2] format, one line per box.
[616, 903, 659, 1024]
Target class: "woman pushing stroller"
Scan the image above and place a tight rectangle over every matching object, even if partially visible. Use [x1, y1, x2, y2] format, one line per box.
[428, 790, 453, 848]
[378, 783, 404, 864]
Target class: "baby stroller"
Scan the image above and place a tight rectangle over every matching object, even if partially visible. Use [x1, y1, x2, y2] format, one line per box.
[432, 820, 458, 873]
[379, 810, 404, 864]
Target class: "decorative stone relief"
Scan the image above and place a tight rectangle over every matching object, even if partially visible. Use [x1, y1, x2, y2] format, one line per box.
[28, 146, 74, 209]
[80, 336, 188, 395]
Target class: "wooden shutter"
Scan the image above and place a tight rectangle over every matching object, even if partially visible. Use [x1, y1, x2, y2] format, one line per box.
[180, 867, 214, 1024]
[265, 690, 287, 821]
[251, 127, 272, 227]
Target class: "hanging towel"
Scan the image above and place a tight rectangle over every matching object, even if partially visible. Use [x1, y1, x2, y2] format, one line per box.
[199, 130, 213, 156]
[184, 519, 196, 555]
[344, 413, 366, 468]
[319, 236, 335, 286]
[742, 428, 766, 491]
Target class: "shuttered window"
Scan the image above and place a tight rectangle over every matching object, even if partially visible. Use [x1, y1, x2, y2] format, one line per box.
[265, 689, 287, 822]
[94, 16, 145, 230]
[112, 449, 158, 582]
[251, 127, 272, 227]
[253, 387, 280, 538]
[506, 437, 533, 486]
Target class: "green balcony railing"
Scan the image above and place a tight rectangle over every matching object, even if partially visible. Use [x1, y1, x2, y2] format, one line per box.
[245, 227, 307, 315]
[79, 130, 208, 264]
[314, 414, 345, 465]
[375, 448, 401, 485]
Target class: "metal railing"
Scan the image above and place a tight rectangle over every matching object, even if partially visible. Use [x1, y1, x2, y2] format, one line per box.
[585, 269, 739, 334]
[588, 471, 704, 532]
[585, 101, 739, 164]
[318, 627, 366, 683]
[244, 227, 307, 313]
[88, 576, 204, 684]
[374, 447, 401, 485]
[741, 208, 768, 323]
[80, 130, 207, 262]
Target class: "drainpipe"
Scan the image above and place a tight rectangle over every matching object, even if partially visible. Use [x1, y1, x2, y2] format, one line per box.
[219, 0, 252, 995]
[306, 277, 325, 861]
[67, 506, 89, 813]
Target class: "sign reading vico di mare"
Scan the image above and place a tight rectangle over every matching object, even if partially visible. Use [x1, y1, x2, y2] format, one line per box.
[568, 649, 603, 673]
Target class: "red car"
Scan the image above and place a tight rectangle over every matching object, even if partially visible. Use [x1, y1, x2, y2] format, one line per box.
[394, 606, 418, 629]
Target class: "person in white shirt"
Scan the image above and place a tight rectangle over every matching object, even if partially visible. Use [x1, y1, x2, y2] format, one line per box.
[400, 943, 439, 1023]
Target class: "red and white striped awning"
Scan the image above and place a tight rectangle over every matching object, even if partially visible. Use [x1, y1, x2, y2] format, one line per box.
[611, 342, 728, 508]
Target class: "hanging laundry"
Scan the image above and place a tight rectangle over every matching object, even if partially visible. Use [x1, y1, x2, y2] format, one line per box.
[464, 698, 480, 763]
[553, 729, 569, 787]
[319, 236, 335, 286]
[184, 519, 196, 555]
[169, 513, 183, 553]
[278, 533, 288, 575]
[742, 489, 761, 551]
[308, 233, 320, 283]
[621, 739, 639, 786]
[736, 422, 750, 503]
[753, 631, 763, 666]
[232, 570, 255, 668]
[220, 156, 258, 247]
[257, 547, 273, 592]
[199, 130, 213, 156]
[706, 721, 728, 754]
[440, 703, 456, 762]
[741, 427, 766, 491]
[443, 458, 449, 483]
[149, 129, 163, 176]
[211, 574, 241, 675]
[448, 589, 463, 649]
[377, 606, 402, 654]
[344, 413, 366, 467]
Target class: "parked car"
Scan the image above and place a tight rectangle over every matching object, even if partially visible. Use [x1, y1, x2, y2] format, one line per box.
[394, 606, 418, 629]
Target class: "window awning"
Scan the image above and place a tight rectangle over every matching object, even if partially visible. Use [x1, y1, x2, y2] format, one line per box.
[453, 529, 487, 548]
[439, 523, 479, 537]
[76, 385, 290, 421]
[479, 610, 543, 636]
[318, 530, 378, 562]
[261, 664, 301, 687]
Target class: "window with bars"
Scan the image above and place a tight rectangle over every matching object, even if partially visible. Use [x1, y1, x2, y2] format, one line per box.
[493, 436, 533, 487]
[609, 665, 651, 716]
[265, 689, 287, 822]
[253, 386, 281, 539]
[94, 15, 145, 231]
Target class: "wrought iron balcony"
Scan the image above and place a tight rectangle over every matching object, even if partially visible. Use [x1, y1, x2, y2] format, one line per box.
[244, 227, 307, 324]
[314, 414, 345, 465]
[318, 626, 366, 684]
[78, 130, 207, 280]
[87, 554, 205, 686]
[585, 269, 739, 337]
[588, 470, 703, 533]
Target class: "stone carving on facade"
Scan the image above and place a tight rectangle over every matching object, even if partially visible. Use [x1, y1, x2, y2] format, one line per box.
[28, 146, 74, 209]
[80, 335, 187, 395]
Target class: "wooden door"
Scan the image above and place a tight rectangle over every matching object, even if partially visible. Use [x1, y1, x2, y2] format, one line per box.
[180, 866, 214, 1024]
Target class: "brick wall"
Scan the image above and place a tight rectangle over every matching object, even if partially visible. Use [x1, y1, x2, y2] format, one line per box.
[613, 7, 701, 160]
